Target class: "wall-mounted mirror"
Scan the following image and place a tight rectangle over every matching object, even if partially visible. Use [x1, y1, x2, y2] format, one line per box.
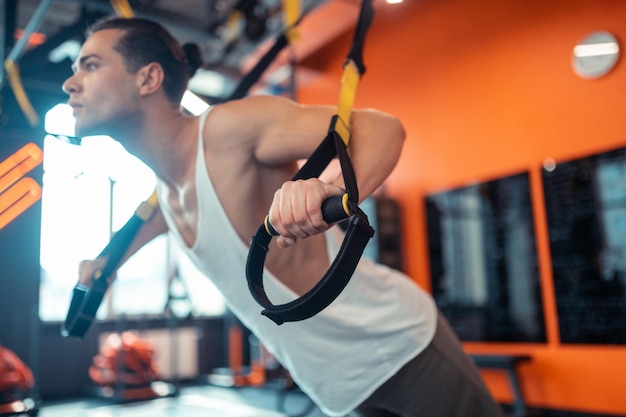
[572, 31, 620, 79]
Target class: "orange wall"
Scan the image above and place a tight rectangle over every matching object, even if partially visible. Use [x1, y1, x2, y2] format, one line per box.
[298, 0, 626, 415]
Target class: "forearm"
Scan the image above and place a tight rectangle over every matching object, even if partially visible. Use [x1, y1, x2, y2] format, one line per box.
[259, 103, 405, 246]
[332, 109, 406, 201]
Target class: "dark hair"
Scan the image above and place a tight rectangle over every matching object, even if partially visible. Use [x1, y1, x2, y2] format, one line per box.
[87, 17, 204, 104]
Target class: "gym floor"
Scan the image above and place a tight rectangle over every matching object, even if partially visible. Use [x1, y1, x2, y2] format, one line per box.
[37, 384, 329, 417]
[29, 384, 612, 417]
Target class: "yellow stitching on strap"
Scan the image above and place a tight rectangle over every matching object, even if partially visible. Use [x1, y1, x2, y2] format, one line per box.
[3, 60, 39, 127]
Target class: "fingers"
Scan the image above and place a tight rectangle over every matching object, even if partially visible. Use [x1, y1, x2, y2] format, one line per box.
[78, 258, 111, 286]
[272, 180, 327, 237]
[78, 260, 95, 285]
[268, 179, 345, 247]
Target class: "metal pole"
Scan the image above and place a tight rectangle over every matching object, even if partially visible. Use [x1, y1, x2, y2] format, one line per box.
[6, 0, 54, 63]
[0, 0, 18, 90]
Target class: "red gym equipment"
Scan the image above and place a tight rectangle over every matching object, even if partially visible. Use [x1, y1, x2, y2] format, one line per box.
[0, 345, 37, 416]
[89, 331, 162, 401]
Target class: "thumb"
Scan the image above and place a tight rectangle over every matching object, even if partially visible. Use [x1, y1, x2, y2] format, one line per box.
[276, 236, 296, 249]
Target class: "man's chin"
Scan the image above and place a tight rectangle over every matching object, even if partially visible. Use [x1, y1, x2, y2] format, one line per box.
[74, 113, 138, 139]
[74, 123, 106, 139]
[73, 122, 89, 139]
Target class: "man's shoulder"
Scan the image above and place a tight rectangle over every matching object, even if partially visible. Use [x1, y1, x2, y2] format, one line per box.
[202, 95, 290, 149]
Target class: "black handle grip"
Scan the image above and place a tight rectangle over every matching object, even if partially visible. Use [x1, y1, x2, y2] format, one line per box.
[265, 194, 350, 237]
[62, 213, 145, 338]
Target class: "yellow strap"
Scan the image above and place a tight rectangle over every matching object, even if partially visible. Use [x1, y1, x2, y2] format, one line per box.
[110, 0, 134, 17]
[146, 189, 159, 206]
[3, 60, 39, 127]
[134, 190, 159, 221]
[283, 0, 301, 43]
[334, 60, 361, 145]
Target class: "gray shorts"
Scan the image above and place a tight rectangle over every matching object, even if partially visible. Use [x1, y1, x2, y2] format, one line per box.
[352, 312, 505, 417]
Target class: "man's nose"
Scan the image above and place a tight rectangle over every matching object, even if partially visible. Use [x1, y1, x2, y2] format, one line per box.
[62, 74, 79, 95]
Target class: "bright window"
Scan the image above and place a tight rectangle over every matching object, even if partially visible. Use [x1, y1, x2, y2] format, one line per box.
[39, 104, 224, 321]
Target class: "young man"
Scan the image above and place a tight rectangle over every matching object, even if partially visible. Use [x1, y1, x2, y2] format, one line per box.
[66, 16, 504, 417]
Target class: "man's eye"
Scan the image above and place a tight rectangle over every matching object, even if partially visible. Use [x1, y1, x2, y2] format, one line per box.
[85, 62, 98, 71]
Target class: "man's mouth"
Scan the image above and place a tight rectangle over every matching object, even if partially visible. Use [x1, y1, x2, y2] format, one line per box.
[68, 101, 83, 116]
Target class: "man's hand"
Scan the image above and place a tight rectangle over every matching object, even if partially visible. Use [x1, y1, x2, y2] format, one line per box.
[268, 178, 346, 248]
[78, 258, 115, 286]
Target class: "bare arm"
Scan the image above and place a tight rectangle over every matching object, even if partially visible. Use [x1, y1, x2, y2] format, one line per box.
[216, 95, 406, 247]
[78, 205, 169, 285]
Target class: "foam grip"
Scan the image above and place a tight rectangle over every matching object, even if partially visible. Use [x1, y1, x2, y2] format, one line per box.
[265, 194, 350, 236]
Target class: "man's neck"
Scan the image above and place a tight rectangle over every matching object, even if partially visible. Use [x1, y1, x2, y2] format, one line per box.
[127, 106, 198, 190]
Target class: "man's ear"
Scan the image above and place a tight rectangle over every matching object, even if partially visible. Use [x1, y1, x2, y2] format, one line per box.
[136, 62, 164, 96]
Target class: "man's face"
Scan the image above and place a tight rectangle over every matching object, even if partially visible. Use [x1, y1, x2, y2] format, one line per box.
[62, 29, 141, 138]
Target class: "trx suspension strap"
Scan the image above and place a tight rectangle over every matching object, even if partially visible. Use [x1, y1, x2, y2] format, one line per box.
[245, 0, 375, 325]
[228, 0, 301, 100]
[62, 191, 158, 338]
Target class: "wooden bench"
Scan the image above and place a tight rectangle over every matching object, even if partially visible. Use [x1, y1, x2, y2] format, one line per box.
[471, 354, 532, 417]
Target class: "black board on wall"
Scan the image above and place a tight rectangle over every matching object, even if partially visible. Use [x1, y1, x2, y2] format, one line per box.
[425, 172, 546, 343]
[543, 147, 626, 345]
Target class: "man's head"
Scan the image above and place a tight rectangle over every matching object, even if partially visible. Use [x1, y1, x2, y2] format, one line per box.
[86, 17, 202, 104]
[62, 17, 202, 138]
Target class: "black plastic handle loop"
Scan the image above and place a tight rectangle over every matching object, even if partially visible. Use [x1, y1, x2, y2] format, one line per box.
[61, 279, 108, 338]
[246, 205, 374, 325]
[245, 119, 375, 325]
[62, 193, 158, 338]
[245, 0, 376, 325]
[62, 214, 144, 338]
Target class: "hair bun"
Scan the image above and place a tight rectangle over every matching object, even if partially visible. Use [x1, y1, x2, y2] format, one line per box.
[182, 43, 203, 77]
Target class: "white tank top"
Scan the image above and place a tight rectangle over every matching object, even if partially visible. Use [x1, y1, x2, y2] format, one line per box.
[157, 109, 437, 416]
